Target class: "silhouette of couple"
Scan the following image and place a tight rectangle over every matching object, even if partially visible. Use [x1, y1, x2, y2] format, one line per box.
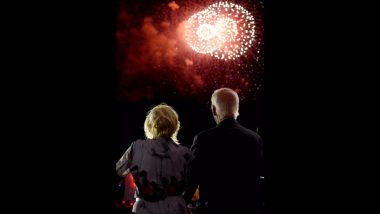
[116, 88, 263, 214]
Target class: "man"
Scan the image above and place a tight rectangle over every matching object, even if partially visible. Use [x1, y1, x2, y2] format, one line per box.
[184, 88, 263, 213]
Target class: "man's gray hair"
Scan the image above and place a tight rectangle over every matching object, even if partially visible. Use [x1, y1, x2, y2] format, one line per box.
[211, 88, 239, 119]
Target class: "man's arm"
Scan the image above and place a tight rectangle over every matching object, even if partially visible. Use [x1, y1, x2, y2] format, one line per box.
[183, 134, 202, 204]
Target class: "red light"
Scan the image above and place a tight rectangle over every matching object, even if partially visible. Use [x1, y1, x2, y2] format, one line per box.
[122, 200, 126, 204]
[130, 201, 134, 206]
[127, 173, 136, 188]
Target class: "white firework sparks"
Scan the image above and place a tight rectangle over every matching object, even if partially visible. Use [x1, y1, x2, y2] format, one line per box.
[184, 1, 255, 60]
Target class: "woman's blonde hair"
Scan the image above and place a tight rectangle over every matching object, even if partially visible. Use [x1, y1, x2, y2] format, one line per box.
[144, 103, 180, 143]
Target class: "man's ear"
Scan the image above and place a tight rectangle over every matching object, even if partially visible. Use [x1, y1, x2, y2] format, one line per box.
[211, 105, 217, 116]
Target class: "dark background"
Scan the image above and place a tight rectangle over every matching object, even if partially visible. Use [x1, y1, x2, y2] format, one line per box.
[4, 0, 374, 213]
[113, 3, 266, 212]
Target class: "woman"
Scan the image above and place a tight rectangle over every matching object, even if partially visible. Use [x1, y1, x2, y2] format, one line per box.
[116, 104, 192, 214]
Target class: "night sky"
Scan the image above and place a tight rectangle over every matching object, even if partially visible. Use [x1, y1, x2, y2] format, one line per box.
[116, 0, 264, 102]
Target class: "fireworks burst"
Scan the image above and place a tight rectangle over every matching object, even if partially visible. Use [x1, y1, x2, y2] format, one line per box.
[184, 1, 255, 60]
[117, 0, 264, 102]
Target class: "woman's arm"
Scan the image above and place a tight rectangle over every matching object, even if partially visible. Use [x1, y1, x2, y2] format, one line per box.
[116, 143, 134, 177]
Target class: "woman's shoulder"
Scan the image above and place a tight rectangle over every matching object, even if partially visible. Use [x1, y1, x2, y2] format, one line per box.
[130, 138, 152, 148]
[176, 144, 192, 162]
[175, 143, 191, 155]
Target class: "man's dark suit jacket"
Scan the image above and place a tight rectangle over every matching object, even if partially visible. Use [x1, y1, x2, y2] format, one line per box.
[184, 118, 263, 213]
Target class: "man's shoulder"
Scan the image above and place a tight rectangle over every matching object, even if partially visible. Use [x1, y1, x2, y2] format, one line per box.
[238, 124, 261, 138]
[195, 126, 218, 139]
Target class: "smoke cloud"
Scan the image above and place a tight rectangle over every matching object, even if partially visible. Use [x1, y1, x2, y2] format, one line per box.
[117, 3, 204, 102]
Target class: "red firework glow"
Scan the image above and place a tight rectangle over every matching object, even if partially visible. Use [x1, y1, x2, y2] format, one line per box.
[117, 0, 264, 102]
[184, 2, 255, 60]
